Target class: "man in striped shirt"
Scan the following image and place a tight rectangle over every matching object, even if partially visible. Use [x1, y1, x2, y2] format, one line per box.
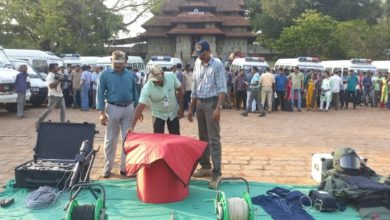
[188, 40, 227, 189]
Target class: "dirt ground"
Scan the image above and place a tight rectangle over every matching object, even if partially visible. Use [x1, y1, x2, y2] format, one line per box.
[0, 106, 389, 189]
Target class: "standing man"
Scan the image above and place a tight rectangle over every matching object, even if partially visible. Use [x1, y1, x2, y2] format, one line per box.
[275, 68, 288, 111]
[183, 64, 193, 111]
[288, 67, 304, 112]
[80, 65, 92, 111]
[70, 65, 82, 108]
[187, 40, 227, 189]
[35, 63, 65, 129]
[372, 72, 381, 107]
[15, 64, 29, 119]
[330, 71, 343, 110]
[240, 67, 266, 117]
[225, 67, 233, 109]
[96, 51, 138, 178]
[91, 66, 102, 109]
[362, 72, 373, 107]
[130, 65, 184, 134]
[259, 67, 275, 113]
[345, 70, 358, 109]
[234, 69, 247, 110]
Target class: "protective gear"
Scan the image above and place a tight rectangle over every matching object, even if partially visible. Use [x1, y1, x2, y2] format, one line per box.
[332, 147, 361, 175]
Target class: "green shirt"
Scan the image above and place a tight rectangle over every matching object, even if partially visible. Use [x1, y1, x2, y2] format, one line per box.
[139, 72, 181, 121]
[288, 72, 304, 89]
[346, 74, 358, 92]
[372, 76, 381, 91]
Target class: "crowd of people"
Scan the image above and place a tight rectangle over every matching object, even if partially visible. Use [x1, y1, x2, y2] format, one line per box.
[225, 66, 390, 114]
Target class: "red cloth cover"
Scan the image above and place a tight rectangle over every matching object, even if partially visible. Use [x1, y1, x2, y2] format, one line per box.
[123, 133, 207, 203]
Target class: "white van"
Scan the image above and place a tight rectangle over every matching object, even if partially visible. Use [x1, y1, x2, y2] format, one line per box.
[146, 56, 182, 73]
[96, 56, 146, 74]
[0, 46, 31, 112]
[9, 59, 47, 106]
[322, 59, 377, 74]
[80, 56, 99, 67]
[60, 54, 82, 67]
[4, 49, 63, 73]
[372, 61, 390, 73]
[274, 57, 324, 72]
[230, 57, 269, 75]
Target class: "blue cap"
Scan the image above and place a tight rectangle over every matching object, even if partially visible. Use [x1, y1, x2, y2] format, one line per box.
[195, 40, 210, 56]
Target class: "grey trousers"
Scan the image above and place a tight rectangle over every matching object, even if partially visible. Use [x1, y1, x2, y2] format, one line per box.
[332, 92, 340, 110]
[244, 88, 265, 114]
[103, 103, 134, 174]
[37, 96, 65, 125]
[261, 87, 273, 111]
[196, 99, 222, 176]
[16, 93, 26, 117]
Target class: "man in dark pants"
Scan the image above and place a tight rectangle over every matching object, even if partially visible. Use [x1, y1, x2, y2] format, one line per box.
[130, 65, 184, 134]
[188, 40, 227, 189]
[275, 68, 288, 111]
[345, 70, 358, 109]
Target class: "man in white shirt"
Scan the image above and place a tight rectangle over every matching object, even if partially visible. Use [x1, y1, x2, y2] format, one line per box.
[330, 72, 343, 110]
[35, 63, 66, 129]
[91, 66, 102, 109]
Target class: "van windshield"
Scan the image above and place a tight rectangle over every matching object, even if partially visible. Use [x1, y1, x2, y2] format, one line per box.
[32, 59, 48, 73]
[243, 65, 266, 74]
[0, 50, 12, 68]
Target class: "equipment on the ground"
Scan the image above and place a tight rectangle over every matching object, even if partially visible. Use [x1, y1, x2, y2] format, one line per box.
[215, 177, 254, 220]
[309, 190, 339, 212]
[0, 198, 14, 208]
[65, 183, 107, 220]
[26, 186, 59, 209]
[14, 122, 97, 189]
[311, 152, 367, 183]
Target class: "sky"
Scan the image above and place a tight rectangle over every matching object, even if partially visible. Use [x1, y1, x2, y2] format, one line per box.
[104, 0, 152, 38]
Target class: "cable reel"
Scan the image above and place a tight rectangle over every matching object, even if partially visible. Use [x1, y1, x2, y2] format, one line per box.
[66, 183, 107, 220]
[215, 177, 254, 220]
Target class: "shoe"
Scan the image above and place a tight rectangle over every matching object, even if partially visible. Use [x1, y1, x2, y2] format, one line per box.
[258, 113, 266, 117]
[101, 172, 111, 178]
[208, 175, 221, 190]
[298, 109, 302, 112]
[240, 112, 248, 117]
[120, 170, 126, 176]
[17, 116, 23, 119]
[192, 168, 212, 177]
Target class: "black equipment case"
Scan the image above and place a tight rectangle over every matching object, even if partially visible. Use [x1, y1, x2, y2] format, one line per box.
[14, 122, 96, 189]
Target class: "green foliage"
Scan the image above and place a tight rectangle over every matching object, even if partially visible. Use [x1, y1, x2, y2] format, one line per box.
[0, 0, 125, 55]
[274, 10, 337, 57]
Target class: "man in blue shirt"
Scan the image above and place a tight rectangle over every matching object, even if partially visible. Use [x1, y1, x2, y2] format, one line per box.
[188, 40, 227, 189]
[240, 66, 266, 116]
[96, 51, 138, 178]
[15, 64, 29, 119]
[345, 70, 358, 109]
[80, 65, 92, 111]
[275, 68, 288, 111]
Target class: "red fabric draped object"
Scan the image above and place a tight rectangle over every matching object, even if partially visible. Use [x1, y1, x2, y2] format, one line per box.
[123, 133, 207, 203]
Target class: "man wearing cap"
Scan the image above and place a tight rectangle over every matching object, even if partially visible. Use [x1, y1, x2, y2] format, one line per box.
[188, 40, 227, 189]
[129, 65, 184, 134]
[96, 50, 138, 178]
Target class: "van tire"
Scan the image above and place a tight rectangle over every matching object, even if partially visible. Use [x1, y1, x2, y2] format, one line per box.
[4, 103, 17, 112]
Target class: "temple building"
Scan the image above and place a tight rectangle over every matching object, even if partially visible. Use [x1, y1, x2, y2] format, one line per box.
[139, 0, 256, 64]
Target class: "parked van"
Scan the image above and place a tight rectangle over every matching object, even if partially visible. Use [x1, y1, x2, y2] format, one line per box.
[372, 61, 390, 73]
[146, 56, 182, 73]
[322, 59, 377, 74]
[230, 57, 269, 74]
[96, 56, 146, 75]
[60, 54, 82, 67]
[4, 49, 63, 73]
[274, 57, 324, 72]
[9, 59, 47, 106]
[0, 46, 31, 112]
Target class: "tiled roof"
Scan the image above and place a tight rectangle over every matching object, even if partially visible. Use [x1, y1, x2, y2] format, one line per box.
[142, 16, 174, 27]
[139, 32, 167, 38]
[220, 16, 250, 27]
[167, 27, 224, 35]
[161, 0, 245, 12]
[172, 12, 222, 23]
[224, 32, 256, 38]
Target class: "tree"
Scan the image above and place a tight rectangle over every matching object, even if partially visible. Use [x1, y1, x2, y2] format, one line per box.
[333, 19, 390, 59]
[0, 0, 125, 55]
[274, 10, 338, 57]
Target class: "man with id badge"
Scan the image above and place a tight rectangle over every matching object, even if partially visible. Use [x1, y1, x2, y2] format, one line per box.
[130, 65, 184, 134]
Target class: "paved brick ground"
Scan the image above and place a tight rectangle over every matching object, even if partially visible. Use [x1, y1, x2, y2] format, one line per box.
[0, 106, 389, 190]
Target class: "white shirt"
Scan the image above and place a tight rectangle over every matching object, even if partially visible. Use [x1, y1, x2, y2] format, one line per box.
[135, 71, 142, 85]
[46, 72, 63, 97]
[330, 75, 342, 93]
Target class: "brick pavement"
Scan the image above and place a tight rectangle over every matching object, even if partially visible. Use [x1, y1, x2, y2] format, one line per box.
[0, 106, 389, 190]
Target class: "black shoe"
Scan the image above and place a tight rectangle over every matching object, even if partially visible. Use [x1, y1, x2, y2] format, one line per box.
[120, 170, 126, 176]
[258, 113, 266, 117]
[101, 172, 111, 178]
[240, 112, 248, 116]
[298, 109, 302, 112]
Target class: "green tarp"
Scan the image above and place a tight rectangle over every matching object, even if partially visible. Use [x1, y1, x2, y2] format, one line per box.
[0, 179, 362, 220]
